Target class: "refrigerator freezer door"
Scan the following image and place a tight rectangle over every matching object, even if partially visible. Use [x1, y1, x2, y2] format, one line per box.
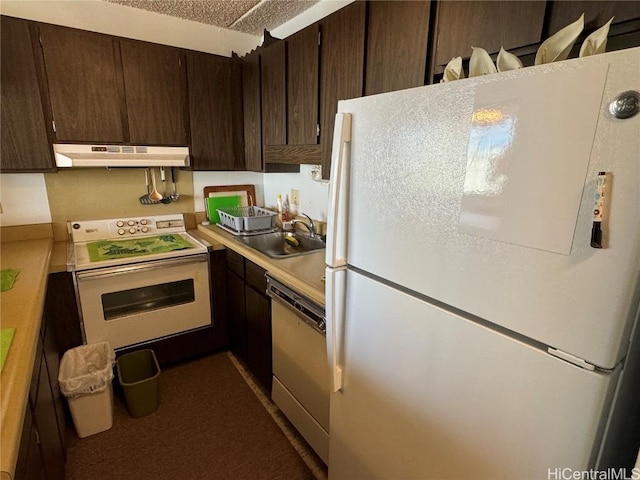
[326, 113, 352, 268]
[336, 47, 640, 369]
[329, 270, 617, 480]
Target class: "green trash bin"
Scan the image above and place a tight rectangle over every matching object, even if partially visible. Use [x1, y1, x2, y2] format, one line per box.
[117, 349, 160, 418]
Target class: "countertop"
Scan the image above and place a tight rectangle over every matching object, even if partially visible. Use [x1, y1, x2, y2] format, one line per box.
[0, 239, 53, 480]
[196, 224, 326, 306]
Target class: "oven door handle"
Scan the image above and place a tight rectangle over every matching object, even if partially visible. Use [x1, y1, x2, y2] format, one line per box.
[75, 255, 208, 281]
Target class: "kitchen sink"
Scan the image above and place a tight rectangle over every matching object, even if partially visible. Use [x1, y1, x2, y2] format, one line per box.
[235, 232, 325, 259]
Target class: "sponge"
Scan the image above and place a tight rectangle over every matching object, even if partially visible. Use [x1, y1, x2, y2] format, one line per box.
[284, 236, 300, 248]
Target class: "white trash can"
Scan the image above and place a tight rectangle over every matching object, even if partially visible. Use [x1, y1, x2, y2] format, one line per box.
[58, 342, 115, 438]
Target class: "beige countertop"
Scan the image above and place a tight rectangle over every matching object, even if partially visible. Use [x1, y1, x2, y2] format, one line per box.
[0, 238, 53, 480]
[196, 224, 326, 306]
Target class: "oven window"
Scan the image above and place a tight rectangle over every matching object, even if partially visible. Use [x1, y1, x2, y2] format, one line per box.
[101, 279, 195, 320]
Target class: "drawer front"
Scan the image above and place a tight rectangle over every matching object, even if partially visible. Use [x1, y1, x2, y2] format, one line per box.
[225, 249, 245, 277]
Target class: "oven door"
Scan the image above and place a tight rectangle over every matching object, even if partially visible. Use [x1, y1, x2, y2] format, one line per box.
[75, 254, 211, 349]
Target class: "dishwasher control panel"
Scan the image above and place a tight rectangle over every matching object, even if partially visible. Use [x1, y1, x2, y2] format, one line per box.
[266, 275, 326, 334]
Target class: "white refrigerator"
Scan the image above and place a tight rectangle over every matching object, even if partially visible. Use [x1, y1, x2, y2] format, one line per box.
[325, 47, 640, 479]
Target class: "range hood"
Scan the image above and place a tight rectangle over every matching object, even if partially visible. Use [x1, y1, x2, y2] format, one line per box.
[53, 144, 190, 168]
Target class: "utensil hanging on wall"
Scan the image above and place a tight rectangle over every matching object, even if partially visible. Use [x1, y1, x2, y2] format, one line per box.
[170, 168, 180, 202]
[139, 168, 155, 205]
[148, 168, 164, 202]
[158, 167, 171, 203]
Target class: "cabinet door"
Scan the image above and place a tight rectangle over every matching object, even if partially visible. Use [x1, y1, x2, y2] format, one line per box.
[319, 1, 366, 179]
[1, 16, 53, 172]
[287, 25, 319, 145]
[546, 1, 640, 35]
[120, 40, 189, 145]
[365, 1, 431, 96]
[15, 407, 45, 480]
[42, 314, 66, 458]
[188, 51, 244, 170]
[261, 41, 287, 146]
[242, 53, 263, 172]
[33, 352, 65, 480]
[226, 270, 248, 363]
[246, 285, 272, 393]
[434, 1, 546, 67]
[39, 24, 126, 143]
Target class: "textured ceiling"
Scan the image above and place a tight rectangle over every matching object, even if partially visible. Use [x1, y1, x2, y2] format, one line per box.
[104, 0, 319, 36]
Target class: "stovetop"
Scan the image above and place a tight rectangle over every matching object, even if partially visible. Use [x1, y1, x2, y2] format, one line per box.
[69, 214, 208, 271]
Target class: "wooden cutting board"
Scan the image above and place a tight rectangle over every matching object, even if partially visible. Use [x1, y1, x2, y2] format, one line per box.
[203, 184, 256, 206]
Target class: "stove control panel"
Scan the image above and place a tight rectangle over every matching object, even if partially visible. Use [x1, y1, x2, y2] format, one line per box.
[70, 214, 187, 243]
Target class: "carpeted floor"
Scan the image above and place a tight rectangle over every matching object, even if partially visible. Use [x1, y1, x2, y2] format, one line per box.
[65, 352, 325, 480]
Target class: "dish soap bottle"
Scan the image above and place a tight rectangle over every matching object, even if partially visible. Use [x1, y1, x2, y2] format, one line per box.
[276, 194, 283, 227]
[282, 194, 290, 221]
[282, 194, 293, 231]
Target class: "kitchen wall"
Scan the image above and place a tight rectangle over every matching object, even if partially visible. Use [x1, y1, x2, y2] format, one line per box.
[264, 166, 330, 222]
[0, 174, 52, 226]
[0, 166, 328, 232]
[44, 167, 192, 215]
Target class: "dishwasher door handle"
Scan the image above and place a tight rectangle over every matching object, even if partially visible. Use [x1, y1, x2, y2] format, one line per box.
[268, 291, 325, 335]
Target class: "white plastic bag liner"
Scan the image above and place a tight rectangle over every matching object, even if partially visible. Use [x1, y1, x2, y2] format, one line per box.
[58, 342, 115, 398]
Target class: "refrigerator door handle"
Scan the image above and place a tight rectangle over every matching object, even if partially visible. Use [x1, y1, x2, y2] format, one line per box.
[326, 112, 352, 268]
[326, 267, 346, 392]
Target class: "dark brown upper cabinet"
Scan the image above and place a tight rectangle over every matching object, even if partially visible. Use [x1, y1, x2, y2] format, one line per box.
[433, 1, 547, 68]
[260, 27, 320, 168]
[319, 1, 366, 179]
[242, 52, 263, 172]
[39, 24, 126, 143]
[120, 39, 189, 146]
[546, 1, 640, 36]
[1, 16, 54, 172]
[260, 41, 287, 147]
[187, 51, 244, 170]
[365, 1, 431, 96]
[287, 24, 319, 145]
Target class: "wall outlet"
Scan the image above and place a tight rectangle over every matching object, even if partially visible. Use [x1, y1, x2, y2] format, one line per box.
[290, 189, 300, 206]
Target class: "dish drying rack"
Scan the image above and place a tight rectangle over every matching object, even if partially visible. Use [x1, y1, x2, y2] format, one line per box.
[216, 206, 277, 236]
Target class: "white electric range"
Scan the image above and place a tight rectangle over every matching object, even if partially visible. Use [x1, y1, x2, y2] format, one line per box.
[68, 214, 212, 349]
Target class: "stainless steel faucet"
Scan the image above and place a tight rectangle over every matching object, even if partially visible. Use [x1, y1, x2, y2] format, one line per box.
[291, 213, 317, 238]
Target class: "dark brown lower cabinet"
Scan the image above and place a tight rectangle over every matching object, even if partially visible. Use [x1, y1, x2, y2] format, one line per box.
[15, 407, 45, 480]
[245, 284, 272, 391]
[16, 312, 66, 480]
[225, 249, 272, 393]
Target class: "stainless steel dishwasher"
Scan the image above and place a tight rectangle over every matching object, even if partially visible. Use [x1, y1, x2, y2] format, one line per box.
[266, 275, 329, 464]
